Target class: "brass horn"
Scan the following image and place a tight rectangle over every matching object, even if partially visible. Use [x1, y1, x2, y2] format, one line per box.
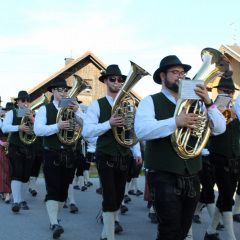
[171, 48, 233, 159]
[112, 61, 150, 147]
[56, 74, 92, 145]
[19, 93, 49, 145]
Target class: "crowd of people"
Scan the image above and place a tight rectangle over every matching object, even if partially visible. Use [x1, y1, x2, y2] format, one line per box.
[1, 53, 240, 240]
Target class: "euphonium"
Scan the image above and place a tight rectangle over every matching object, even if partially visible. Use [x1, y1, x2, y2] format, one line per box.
[171, 48, 233, 159]
[19, 93, 49, 145]
[56, 74, 92, 145]
[112, 61, 150, 147]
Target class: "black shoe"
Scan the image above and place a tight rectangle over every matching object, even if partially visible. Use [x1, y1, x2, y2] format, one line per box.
[148, 212, 158, 224]
[51, 224, 64, 239]
[135, 190, 143, 196]
[5, 197, 10, 204]
[115, 221, 123, 234]
[124, 195, 131, 203]
[81, 186, 87, 191]
[30, 189, 37, 197]
[63, 202, 68, 208]
[120, 205, 128, 214]
[20, 201, 29, 210]
[204, 232, 221, 240]
[147, 202, 152, 208]
[216, 222, 224, 230]
[85, 181, 93, 187]
[73, 185, 80, 190]
[96, 187, 102, 195]
[11, 202, 20, 212]
[192, 214, 201, 223]
[100, 238, 107, 240]
[128, 190, 136, 195]
[233, 213, 240, 222]
[70, 203, 78, 213]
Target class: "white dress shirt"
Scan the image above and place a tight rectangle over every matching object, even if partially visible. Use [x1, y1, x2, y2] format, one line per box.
[82, 95, 141, 158]
[34, 100, 84, 137]
[135, 90, 226, 141]
[2, 110, 19, 133]
[234, 93, 240, 121]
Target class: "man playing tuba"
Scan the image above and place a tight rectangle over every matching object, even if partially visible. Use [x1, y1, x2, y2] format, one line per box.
[34, 76, 84, 239]
[82, 65, 142, 240]
[134, 55, 226, 240]
[2, 90, 34, 212]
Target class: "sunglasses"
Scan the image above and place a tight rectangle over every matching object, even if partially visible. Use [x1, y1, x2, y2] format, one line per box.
[20, 99, 30, 103]
[108, 77, 124, 83]
[54, 87, 69, 92]
[219, 89, 235, 95]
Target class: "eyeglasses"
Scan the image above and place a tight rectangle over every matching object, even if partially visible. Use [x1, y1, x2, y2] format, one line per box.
[54, 87, 69, 92]
[20, 99, 30, 103]
[219, 89, 235, 95]
[167, 70, 186, 77]
[108, 77, 124, 83]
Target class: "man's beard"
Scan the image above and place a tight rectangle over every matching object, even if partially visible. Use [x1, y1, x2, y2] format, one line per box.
[164, 76, 178, 93]
[107, 82, 120, 93]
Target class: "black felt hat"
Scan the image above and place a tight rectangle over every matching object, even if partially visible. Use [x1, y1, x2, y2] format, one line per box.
[153, 55, 191, 84]
[99, 65, 127, 83]
[2, 102, 15, 110]
[214, 77, 239, 90]
[47, 76, 72, 92]
[14, 90, 30, 101]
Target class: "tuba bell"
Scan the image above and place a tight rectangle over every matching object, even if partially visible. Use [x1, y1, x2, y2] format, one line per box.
[19, 93, 49, 145]
[171, 48, 233, 159]
[56, 74, 92, 145]
[112, 61, 150, 147]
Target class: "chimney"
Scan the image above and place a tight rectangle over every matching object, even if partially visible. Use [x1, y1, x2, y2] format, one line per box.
[64, 58, 74, 66]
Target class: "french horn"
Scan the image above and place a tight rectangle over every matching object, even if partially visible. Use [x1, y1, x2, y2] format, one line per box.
[171, 48, 233, 159]
[112, 61, 150, 147]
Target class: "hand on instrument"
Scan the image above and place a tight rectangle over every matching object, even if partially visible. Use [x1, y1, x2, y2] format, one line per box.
[18, 123, 30, 134]
[194, 84, 211, 105]
[58, 117, 70, 130]
[75, 123, 80, 132]
[136, 156, 143, 165]
[68, 101, 79, 113]
[25, 111, 34, 120]
[175, 108, 201, 129]
[1, 142, 8, 148]
[109, 113, 125, 127]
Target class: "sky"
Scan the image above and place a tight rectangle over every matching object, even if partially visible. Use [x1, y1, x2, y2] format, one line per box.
[0, 0, 240, 107]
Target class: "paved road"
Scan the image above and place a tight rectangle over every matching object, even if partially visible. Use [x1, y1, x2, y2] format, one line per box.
[0, 176, 239, 240]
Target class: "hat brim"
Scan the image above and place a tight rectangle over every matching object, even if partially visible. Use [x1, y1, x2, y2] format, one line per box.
[14, 96, 31, 101]
[213, 85, 240, 90]
[47, 86, 72, 92]
[99, 74, 127, 83]
[153, 64, 192, 84]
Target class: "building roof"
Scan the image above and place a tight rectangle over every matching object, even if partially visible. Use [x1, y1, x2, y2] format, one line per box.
[219, 45, 240, 62]
[28, 51, 107, 94]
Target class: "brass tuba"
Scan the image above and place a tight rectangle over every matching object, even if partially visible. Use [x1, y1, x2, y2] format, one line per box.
[171, 48, 233, 159]
[19, 93, 49, 145]
[112, 61, 150, 147]
[56, 74, 92, 145]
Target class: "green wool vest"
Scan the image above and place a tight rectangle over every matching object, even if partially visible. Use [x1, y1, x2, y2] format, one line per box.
[144, 93, 202, 175]
[208, 118, 240, 158]
[9, 109, 25, 147]
[42, 103, 75, 150]
[96, 97, 131, 157]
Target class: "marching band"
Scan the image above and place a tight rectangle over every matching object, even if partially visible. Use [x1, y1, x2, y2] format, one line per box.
[0, 48, 240, 240]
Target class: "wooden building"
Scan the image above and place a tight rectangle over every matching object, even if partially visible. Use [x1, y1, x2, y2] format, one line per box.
[207, 45, 240, 100]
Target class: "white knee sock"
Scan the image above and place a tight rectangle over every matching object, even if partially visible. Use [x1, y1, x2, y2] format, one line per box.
[150, 205, 155, 214]
[57, 201, 65, 220]
[134, 177, 140, 191]
[74, 176, 79, 186]
[185, 225, 193, 240]
[206, 203, 215, 219]
[11, 180, 22, 203]
[207, 207, 222, 234]
[129, 179, 134, 191]
[20, 182, 28, 202]
[233, 194, 240, 215]
[102, 212, 115, 240]
[46, 200, 59, 225]
[114, 210, 119, 222]
[68, 184, 75, 204]
[83, 170, 89, 183]
[222, 211, 236, 240]
[28, 177, 37, 190]
[79, 176, 85, 187]
[124, 182, 130, 195]
[194, 202, 204, 215]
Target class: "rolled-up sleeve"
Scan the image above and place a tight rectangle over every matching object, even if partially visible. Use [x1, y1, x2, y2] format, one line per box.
[2, 111, 19, 133]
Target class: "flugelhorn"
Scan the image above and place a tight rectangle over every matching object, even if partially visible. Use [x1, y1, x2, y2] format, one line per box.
[56, 74, 92, 145]
[19, 94, 49, 145]
[112, 61, 150, 147]
[171, 48, 233, 159]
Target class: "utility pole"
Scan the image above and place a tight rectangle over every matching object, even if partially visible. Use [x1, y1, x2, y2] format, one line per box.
[229, 19, 240, 45]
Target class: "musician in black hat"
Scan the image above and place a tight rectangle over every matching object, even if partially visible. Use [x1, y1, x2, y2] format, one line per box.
[34, 76, 84, 239]
[134, 55, 226, 240]
[204, 77, 240, 240]
[82, 65, 142, 240]
[2, 91, 34, 212]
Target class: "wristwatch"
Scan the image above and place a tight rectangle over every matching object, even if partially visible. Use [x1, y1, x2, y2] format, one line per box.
[205, 99, 214, 108]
